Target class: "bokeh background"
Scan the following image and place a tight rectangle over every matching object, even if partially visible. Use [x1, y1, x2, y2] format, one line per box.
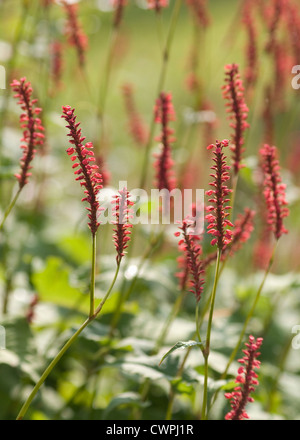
[0, 0, 300, 420]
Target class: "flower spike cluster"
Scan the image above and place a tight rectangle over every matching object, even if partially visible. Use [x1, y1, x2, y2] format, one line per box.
[112, 188, 134, 264]
[260, 144, 289, 240]
[62, 106, 103, 236]
[175, 218, 204, 303]
[225, 335, 263, 420]
[153, 92, 176, 192]
[63, 1, 88, 67]
[206, 140, 233, 250]
[222, 64, 250, 175]
[11, 78, 45, 190]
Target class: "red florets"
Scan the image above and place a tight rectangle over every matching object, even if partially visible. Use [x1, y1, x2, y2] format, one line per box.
[175, 218, 204, 303]
[147, 0, 169, 13]
[205, 140, 233, 250]
[260, 144, 289, 240]
[63, 1, 88, 67]
[222, 64, 250, 175]
[11, 77, 45, 189]
[112, 188, 134, 264]
[225, 335, 263, 420]
[122, 83, 149, 147]
[153, 92, 176, 192]
[62, 106, 103, 236]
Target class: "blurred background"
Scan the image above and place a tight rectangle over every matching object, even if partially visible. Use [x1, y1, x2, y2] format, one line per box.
[0, 0, 300, 420]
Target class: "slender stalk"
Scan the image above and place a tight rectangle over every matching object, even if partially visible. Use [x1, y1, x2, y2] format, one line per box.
[16, 261, 120, 420]
[139, 0, 182, 189]
[0, 188, 21, 232]
[201, 248, 221, 420]
[207, 241, 278, 416]
[89, 234, 97, 318]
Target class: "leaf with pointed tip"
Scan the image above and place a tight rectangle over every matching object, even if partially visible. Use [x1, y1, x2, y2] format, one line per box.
[159, 340, 204, 366]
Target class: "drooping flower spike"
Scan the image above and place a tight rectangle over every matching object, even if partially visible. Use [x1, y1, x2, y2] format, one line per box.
[259, 144, 289, 240]
[11, 78, 45, 190]
[225, 335, 263, 420]
[153, 92, 176, 192]
[112, 188, 134, 265]
[62, 106, 103, 236]
[206, 140, 233, 250]
[222, 64, 250, 175]
[175, 218, 204, 303]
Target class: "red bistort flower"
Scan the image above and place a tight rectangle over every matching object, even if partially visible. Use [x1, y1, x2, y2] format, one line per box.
[63, 1, 88, 67]
[260, 144, 289, 240]
[222, 64, 250, 175]
[11, 77, 45, 190]
[62, 106, 103, 236]
[153, 92, 176, 192]
[225, 335, 263, 420]
[112, 188, 134, 264]
[175, 218, 204, 303]
[122, 83, 149, 147]
[205, 140, 233, 250]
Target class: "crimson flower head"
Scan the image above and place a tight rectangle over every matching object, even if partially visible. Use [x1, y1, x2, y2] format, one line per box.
[206, 140, 233, 250]
[222, 64, 250, 175]
[153, 92, 176, 192]
[112, 188, 134, 264]
[11, 77, 45, 190]
[147, 0, 169, 13]
[175, 218, 204, 303]
[63, 1, 88, 67]
[259, 144, 289, 240]
[62, 106, 103, 236]
[225, 335, 263, 420]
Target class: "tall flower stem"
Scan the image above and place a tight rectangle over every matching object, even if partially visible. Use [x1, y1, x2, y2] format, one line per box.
[0, 188, 21, 232]
[201, 248, 221, 419]
[16, 261, 120, 421]
[89, 234, 97, 318]
[207, 242, 278, 416]
[139, 0, 182, 189]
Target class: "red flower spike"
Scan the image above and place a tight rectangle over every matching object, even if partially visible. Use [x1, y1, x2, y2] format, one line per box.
[259, 144, 289, 240]
[122, 83, 149, 147]
[205, 140, 233, 250]
[185, 0, 210, 28]
[153, 92, 176, 192]
[225, 335, 263, 420]
[242, 1, 258, 89]
[11, 77, 45, 190]
[112, 188, 134, 264]
[222, 64, 250, 175]
[62, 106, 103, 236]
[147, 0, 169, 13]
[175, 218, 204, 303]
[63, 1, 88, 67]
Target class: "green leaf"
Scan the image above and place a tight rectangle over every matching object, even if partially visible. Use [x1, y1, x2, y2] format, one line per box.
[101, 392, 149, 420]
[159, 340, 204, 366]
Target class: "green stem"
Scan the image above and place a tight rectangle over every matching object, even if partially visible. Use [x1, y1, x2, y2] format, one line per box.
[0, 188, 21, 232]
[207, 241, 278, 415]
[201, 248, 221, 420]
[16, 261, 121, 420]
[139, 0, 182, 189]
[89, 234, 97, 318]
